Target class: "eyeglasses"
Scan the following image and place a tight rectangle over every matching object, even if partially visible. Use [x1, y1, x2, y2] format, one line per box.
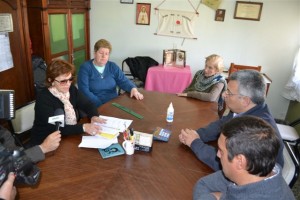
[55, 77, 74, 85]
[224, 88, 243, 96]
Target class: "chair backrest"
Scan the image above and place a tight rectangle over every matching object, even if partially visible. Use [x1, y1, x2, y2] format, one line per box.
[228, 63, 262, 76]
[123, 56, 158, 83]
[32, 55, 47, 94]
[10, 101, 35, 134]
[282, 141, 300, 188]
[122, 60, 134, 80]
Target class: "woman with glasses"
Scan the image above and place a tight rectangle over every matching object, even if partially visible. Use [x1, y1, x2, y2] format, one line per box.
[30, 59, 106, 146]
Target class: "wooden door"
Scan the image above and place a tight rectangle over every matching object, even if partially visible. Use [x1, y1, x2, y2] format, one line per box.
[27, 0, 90, 73]
[0, 0, 35, 107]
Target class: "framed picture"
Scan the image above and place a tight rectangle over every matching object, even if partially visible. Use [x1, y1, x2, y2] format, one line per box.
[163, 49, 186, 67]
[136, 3, 151, 25]
[234, 1, 263, 21]
[120, 0, 133, 4]
[215, 9, 225, 22]
[0, 13, 13, 32]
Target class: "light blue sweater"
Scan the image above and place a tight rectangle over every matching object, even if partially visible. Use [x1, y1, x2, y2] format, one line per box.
[78, 60, 136, 107]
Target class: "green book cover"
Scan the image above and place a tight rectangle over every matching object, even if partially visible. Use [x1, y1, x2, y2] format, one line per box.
[98, 143, 125, 159]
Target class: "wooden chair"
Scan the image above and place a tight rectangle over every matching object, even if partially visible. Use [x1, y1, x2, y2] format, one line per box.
[219, 63, 262, 118]
[228, 63, 262, 76]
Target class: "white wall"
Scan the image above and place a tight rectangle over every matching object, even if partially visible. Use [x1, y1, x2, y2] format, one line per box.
[90, 0, 300, 119]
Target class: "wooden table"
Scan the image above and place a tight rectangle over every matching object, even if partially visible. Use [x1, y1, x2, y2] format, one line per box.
[18, 90, 218, 200]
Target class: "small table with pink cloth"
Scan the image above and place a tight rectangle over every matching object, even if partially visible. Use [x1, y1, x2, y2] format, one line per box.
[145, 64, 192, 94]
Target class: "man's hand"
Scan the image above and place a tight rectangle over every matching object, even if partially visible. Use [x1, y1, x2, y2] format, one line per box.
[178, 128, 200, 147]
[0, 172, 16, 200]
[39, 131, 61, 154]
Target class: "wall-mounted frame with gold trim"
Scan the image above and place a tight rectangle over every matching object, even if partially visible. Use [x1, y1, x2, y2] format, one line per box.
[234, 1, 263, 21]
[120, 0, 133, 4]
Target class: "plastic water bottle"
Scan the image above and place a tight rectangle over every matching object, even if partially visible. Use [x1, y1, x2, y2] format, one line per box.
[166, 102, 174, 123]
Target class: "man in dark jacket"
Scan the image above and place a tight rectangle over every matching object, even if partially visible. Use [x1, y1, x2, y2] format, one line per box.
[0, 126, 61, 163]
[0, 126, 61, 199]
[179, 70, 284, 171]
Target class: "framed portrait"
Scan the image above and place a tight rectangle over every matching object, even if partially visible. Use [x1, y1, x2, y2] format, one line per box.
[136, 3, 151, 25]
[234, 1, 263, 21]
[215, 9, 225, 22]
[120, 0, 133, 4]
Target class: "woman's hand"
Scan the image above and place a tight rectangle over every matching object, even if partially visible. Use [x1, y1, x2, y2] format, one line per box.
[177, 93, 187, 97]
[83, 123, 102, 136]
[91, 116, 107, 124]
[130, 88, 144, 100]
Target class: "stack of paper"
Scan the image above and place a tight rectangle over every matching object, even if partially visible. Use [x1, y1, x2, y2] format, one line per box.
[78, 115, 133, 149]
[78, 136, 118, 149]
[96, 115, 133, 140]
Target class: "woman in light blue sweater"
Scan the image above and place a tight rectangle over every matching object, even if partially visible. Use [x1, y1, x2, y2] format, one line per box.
[78, 39, 143, 107]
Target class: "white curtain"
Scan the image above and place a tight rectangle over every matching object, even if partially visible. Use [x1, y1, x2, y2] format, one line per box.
[282, 47, 300, 102]
[156, 9, 197, 39]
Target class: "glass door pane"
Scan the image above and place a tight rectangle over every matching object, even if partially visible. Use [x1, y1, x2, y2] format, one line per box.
[72, 13, 85, 48]
[53, 55, 69, 61]
[49, 14, 68, 54]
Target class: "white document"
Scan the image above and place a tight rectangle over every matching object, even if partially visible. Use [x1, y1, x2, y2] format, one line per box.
[97, 115, 133, 134]
[0, 33, 13, 72]
[78, 135, 118, 149]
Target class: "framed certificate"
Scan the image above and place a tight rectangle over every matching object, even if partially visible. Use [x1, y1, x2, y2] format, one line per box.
[0, 14, 13, 32]
[234, 1, 263, 21]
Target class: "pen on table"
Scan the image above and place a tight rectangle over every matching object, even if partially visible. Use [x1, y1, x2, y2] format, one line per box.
[129, 128, 134, 141]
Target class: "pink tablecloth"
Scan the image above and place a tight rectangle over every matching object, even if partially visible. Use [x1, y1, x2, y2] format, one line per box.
[145, 65, 192, 94]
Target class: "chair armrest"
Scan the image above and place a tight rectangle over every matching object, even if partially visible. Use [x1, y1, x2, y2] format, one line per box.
[290, 118, 300, 127]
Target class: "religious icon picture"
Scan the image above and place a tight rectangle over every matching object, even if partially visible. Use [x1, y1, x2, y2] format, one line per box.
[215, 9, 225, 22]
[136, 3, 151, 25]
